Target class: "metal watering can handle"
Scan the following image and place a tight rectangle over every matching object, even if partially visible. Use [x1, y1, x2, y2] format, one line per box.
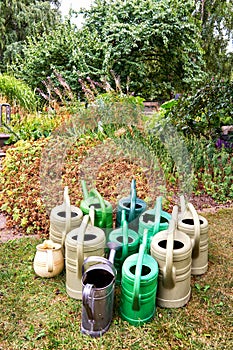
[128, 179, 137, 222]
[152, 196, 162, 235]
[61, 186, 71, 246]
[121, 210, 129, 260]
[163, 206, 177, 289]
[82, 283, 95, 322]
[89, 188, 107, 227]
[132, 229, 148, 311]
[187, 203, 200, 259]
[82, 255, 117, 277]
[76, 215, 89, 279]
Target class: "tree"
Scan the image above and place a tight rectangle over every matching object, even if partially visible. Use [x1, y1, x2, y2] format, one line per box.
[79, 0, 206, 99]
[0, 0, 61, 71]
[193, 0, 233, 79]
[12, 0, 206, 100]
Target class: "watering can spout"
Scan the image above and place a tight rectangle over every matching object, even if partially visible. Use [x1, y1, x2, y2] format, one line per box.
[107, 242, 121, 264]
[81, 180, 89, 200]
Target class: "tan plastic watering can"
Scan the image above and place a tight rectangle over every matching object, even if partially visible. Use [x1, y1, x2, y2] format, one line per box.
[49, 186, 83, 253]
[178, 195, 209, 275]
[65, 207, 106, 300]
[150, 205, 192, 308]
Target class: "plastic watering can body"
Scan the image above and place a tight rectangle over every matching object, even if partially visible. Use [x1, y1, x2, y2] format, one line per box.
[138, 196, 171, 249]
[65, 212, 106, 300]
[120, 231, 159, 326]
[80, 180, 113, 229]
[178, 195, 209, 275]
[81, 253, 117, 337]
[116, 179, 147, 231]
[150, 206, 192, 308]
[108, 210, 140, 284]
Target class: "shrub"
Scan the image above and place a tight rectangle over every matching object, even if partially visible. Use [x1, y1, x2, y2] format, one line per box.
[0, 74, 37, 112]
[164, 80, 233, 139]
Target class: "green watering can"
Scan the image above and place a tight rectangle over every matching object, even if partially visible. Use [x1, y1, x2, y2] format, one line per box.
[116, 179, 147, 231]
[138, 196, 171, 249]
[108, 210, 140, 285]
[120, 230, 159, 326]
[80, 180, 113, 229]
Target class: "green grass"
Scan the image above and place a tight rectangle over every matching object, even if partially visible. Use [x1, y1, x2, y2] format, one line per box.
[0, 209, 232, 349]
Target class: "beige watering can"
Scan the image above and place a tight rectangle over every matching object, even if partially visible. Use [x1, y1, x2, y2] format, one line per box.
[178, 195, 209, 275]
[49, 186, 83, 254]
[33, 239, 64, 278]
[150, 206, 192, 308]
[65, 207, 106, 300]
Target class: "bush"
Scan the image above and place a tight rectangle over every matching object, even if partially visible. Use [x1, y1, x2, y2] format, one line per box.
[164, 80, 233, 139]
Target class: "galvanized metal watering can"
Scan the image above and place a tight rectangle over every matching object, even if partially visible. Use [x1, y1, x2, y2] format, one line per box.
[138, 196, 171, 249]
[150, 205, 192, 308]
[120, 231, 159, 326]
[49, 186, 83, 253]
[81, 243, 118, 337]
[116, 179, 147, 231]
[177, 195, 209, 275]
[65, 209, 106, 300]
[108, 210, 140, 285]
[80, 180, 113, 229]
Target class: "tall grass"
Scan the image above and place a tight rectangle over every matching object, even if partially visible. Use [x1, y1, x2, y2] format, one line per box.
[0, 74, 37, 112]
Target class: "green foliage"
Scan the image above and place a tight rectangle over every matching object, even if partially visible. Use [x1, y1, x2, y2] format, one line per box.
[193, 0, 233, 79]
[13, 0, 205, 101]
[0, 0, 61, 71]
[79, 0, 205, 99]
[164, 80, 233, 138]
[0, 74, 37, 111]
[4, 112, 64, 144]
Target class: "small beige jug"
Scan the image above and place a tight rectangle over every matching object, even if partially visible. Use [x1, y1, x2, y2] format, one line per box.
[33, 240, 64, 278]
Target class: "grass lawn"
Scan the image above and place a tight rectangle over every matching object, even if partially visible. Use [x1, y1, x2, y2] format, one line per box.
[0, 208, 232, 350]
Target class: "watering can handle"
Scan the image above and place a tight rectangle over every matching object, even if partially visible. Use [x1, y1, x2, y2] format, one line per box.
[46, 249, 54, 272]
[132, 230, 148, 311]
[128, 179, 137, 222]
[82, 283, 95, 322]
[61, 186, 71, 246]
[82, 256, 117, 277]
[121, 210, 129, 260]
[153, 196, 162, 235]
[187, 203, 200, 258]
[163, 206, 177, 289]
[89, 188, 107, 227]
[77, 215, 89, 279]
[180, 195, 186, 215]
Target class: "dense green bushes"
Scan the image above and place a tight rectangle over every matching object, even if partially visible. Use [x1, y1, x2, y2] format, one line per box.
[163, 80, 233, 139]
